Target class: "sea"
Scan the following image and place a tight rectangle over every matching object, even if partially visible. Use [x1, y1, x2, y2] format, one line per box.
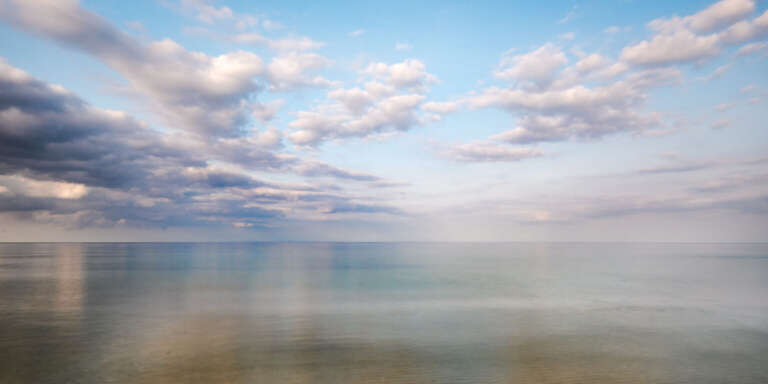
[1, 242, 767, 383]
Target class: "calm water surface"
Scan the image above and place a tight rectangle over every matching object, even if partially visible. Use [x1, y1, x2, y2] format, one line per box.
[1, 242, 767, 383]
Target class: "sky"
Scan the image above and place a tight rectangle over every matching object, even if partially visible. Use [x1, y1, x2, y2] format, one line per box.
[0, 0, 766, 242]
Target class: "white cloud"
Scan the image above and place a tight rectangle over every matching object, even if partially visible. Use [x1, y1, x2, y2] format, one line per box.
[364, 59, 438, 89]
[266, 52, 335, 91]
[349, 29, 365, 37]
[292, 161, 380, 181]
[443, 46, 687, 156]
[0, 0, 338, 139]
[328, 87, 378, 114]
[175, 0, 283, 33]
[250, 127, 284, 148]
[715, 97, 762, 111]
[558, 5, 578, 24]
[251, 99, 284, 122]
[0, 1, 265, 137]
[125, 20, 146, 34]
[475, 68, 678, 111]
[740, 84, 756, 93]
[736, 41, 768, 56]
[422, 101, 462, 115]
[622, 1, 768, 66]
[179, 0, 234, 24]
[231, 33, 325, 52]
[395, 42, 413, 51]
[573, 53, 609, 73]
[647, 0, 754, 34]
[287, 59, 437, 146]
[697, 63, 731, 81]
[261, 19, 283, 31]
[621, 28, 721, 65]
[716, 10, 768, 44]
[716, 101, 739, 111]
[446, 142, 544, 162]
[495, 43, 568, 87]
[0, 175, 88, 199]
[546, 58, 630, 90]
[269, 36, 325, 52]
[289, 93, 425, 146]
[711, 118, 731, 129]
[604, 26, 630, 34]
[685, 0, 754, 33]
[471, 49, 680, 144]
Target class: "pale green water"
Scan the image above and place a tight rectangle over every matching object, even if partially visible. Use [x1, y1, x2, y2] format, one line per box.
[1, 242, 767, 383]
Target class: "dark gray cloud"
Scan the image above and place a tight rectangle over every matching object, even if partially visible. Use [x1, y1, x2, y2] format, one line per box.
[0, 58, 200, 188]
[0, 59, 397, 229]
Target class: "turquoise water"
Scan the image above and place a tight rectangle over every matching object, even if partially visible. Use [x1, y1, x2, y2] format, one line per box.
[1, 242, 767, 383]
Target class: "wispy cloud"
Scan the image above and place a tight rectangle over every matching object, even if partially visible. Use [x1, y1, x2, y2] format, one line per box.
[349, 29, 365, 37]
[395, 42, 412, 51]
[558, 5, 579, 24]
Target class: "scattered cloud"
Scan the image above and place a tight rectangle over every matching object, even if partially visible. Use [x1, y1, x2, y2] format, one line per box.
[472, 60, 679, 144]
[442, 0, 765, 151]
[174, 0, 282, 31]
[288, 59, 437, 146]
[180, 0, 234, 24]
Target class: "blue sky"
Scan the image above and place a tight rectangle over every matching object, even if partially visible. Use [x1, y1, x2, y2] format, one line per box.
[0, 0, 766, 241]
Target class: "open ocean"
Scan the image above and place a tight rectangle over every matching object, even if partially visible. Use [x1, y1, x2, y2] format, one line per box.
[1, 242, 767, 383]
